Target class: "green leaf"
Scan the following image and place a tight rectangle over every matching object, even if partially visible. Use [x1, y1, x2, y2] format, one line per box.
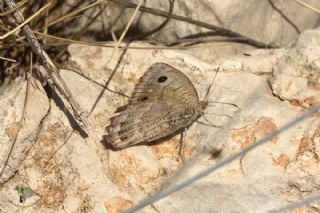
[15, 184, 36, 203]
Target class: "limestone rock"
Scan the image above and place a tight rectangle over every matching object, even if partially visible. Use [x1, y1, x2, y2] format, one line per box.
[1, 30, 320, 212]
[105, 0, 320, 47]
[0, 79, 49, 184]
[270, 29, 320, 106]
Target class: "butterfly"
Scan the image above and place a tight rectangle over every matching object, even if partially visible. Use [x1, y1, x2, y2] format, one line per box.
[103, 63, 207, 149]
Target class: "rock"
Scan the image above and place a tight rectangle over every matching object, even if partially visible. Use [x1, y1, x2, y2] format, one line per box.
[270, 29, 320, 105]
[59, 1, 320, 55]
[103, 0, 320, 47]
[1, 29, 320, 212]
[0, 79, 49, 184]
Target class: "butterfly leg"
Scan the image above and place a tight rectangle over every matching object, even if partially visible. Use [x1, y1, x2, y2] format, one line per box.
[178, 131, 186, 163]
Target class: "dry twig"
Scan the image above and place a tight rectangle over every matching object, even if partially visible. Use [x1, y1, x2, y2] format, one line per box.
[3, 0, 88, 129]
[110, 0, 277, 48]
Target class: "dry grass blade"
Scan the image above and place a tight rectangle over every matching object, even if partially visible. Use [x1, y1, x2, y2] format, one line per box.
[135, 0, 175, 39]
[295, 0, 320, 14]
[0, 55, 17, 62]
[54, 1, 110, 60]
[107, 0, 143, 66]
[0, 0, 26, 16]
[110, 0, 277, 48]
[117, 0, 143, 44]
[47, 1, 102, 28]
[3, 0, 89, 129]
[0, 2, 50, 40]
[0, 52, 32, 179]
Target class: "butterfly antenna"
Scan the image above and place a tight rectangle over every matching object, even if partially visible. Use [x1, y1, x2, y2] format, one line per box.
[196, 116, 223, 128]
[207, 100, 240, 109]
[204, 112, 232, 118]
[204, 67, 220, 101]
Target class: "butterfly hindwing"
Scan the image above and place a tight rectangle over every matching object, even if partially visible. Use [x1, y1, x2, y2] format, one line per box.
[105, 101, 199, 149]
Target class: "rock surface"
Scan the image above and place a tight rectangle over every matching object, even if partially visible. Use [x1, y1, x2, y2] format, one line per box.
[1, 29, 320, 213]
[63, 0, 320, 53]
[103, 0, 320, 47]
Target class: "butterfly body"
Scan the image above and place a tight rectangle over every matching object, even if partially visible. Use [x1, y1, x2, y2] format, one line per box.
[104, 63, 204, 149]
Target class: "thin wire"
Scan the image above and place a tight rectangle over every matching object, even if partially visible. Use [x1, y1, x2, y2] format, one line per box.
[271, 194, 320, 213]
[123, 104, 320, 213]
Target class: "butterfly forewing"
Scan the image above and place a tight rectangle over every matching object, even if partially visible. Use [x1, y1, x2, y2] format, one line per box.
[129, 63, 200, 109]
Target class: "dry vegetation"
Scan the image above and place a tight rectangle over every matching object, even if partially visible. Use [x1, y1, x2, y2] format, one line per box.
[0, 0, 112, 86]
[0, 0, 278, 88]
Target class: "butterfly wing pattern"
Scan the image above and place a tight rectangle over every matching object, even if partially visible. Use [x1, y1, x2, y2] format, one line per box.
[104, 63, 203, 149]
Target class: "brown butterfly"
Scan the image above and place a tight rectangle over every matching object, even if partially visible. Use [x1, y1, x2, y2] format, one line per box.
[103, 63, 207, 149]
